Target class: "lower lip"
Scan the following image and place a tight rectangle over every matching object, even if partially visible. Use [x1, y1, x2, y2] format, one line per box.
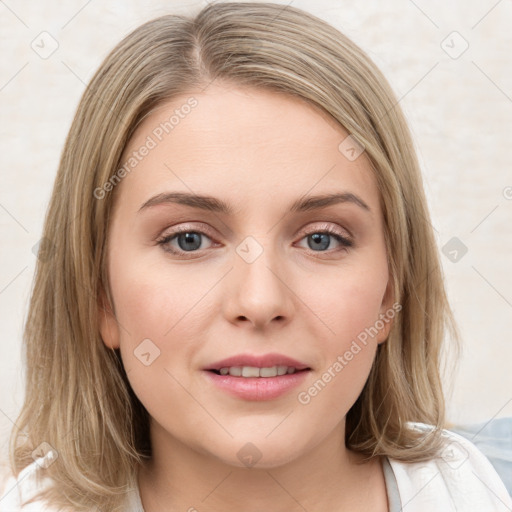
[203, 370, 310, 401]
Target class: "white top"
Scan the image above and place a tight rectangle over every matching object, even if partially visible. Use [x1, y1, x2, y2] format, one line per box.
[1, 424, 511, 511]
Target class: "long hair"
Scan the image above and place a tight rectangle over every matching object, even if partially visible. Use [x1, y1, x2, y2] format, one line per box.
[9, 2, 459, 510]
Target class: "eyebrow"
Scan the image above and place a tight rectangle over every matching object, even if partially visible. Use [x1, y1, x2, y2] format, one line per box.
[138, 191, 371, 215]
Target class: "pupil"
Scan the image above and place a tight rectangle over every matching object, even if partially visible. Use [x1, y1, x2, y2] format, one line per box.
[309, 233, 329, 251]
[178, 232, 201, 251]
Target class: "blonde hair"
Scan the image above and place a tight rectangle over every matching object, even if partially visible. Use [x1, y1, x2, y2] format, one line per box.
[9, 2, 459, 510]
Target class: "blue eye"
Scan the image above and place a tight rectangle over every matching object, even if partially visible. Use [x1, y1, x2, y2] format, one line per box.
[157, 230, 213, 254]
[303, 230, 353, 252]
[156, 226, 353, 258]
[174, 232, 203, 252]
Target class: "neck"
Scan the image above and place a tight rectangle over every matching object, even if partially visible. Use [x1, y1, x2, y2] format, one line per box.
[137, 418, 387, 511]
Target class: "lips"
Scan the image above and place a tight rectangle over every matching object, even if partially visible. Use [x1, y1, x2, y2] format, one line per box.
[202, 353, 312, 400]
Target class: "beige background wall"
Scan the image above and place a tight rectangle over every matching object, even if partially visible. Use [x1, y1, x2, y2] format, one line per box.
[1, 0, 511, 461]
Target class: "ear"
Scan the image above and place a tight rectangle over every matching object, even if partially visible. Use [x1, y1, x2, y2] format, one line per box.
[98, 286, 120, 349]
[375, 274, 396, 345]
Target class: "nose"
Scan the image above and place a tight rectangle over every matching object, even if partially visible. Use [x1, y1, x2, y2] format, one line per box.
[222, 240, 294, 330]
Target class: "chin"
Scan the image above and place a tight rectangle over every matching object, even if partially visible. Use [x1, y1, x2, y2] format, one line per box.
[205, 436, 308, 470]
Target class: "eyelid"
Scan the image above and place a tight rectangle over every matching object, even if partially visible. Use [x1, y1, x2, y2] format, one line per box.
[158, 222, 216, 239]
[158, 221, 351, 243]
[297, 221, 352, 240]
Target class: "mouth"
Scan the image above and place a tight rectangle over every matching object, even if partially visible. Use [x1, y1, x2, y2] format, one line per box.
[207, 365, 311, 378]
[202, 353, 312, 400]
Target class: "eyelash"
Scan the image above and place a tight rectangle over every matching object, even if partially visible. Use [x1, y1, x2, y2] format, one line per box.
[156, 224, 353, 259]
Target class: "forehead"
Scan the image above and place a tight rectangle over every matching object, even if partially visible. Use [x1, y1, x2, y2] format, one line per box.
[113, 83, 379, 216]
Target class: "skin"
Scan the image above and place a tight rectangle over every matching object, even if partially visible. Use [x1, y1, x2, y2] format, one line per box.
[99, 82, 394, 511]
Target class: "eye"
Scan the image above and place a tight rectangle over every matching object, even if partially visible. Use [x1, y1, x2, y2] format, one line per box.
[156, 223, 353, 258]
[156, 227, 216, 257]
[296, 225, 353, 254]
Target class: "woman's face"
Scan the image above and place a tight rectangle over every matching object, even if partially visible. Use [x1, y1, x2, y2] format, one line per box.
[99, 83, 394, 468]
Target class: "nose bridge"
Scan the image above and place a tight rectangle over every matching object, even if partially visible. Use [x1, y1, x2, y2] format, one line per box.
[225, 233, 292, 327]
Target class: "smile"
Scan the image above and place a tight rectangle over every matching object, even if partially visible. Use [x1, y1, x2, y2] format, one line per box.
[213, 365, 301, 378]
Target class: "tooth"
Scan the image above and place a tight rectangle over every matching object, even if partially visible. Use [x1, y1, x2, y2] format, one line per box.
[277, 365, 288, 376]
[219, 365, 298, 377]
[260, 366, 278, 377]
[242, 366, 260, 378]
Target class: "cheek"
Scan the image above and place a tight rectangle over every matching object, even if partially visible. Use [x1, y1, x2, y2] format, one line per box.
[116, 280, 170, 339]
[292, 261, 387, 406]
[107, 259, 179, 384]
[110, 255, 194, 341]
[302, 262, 388, 348]
[296, 276, 383, 417]
[109, 256, 214, 387]
[110, 269, 199, 425]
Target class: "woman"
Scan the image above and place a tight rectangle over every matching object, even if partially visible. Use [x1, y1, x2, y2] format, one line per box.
[1, 2, 511, 511]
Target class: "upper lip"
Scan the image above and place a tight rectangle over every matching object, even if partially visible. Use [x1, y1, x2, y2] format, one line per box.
[204, 353, 311, 371]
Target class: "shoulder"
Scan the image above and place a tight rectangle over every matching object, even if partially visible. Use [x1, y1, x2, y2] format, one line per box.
[387, 422, 512, 511]
[0, 451, 58, 511]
